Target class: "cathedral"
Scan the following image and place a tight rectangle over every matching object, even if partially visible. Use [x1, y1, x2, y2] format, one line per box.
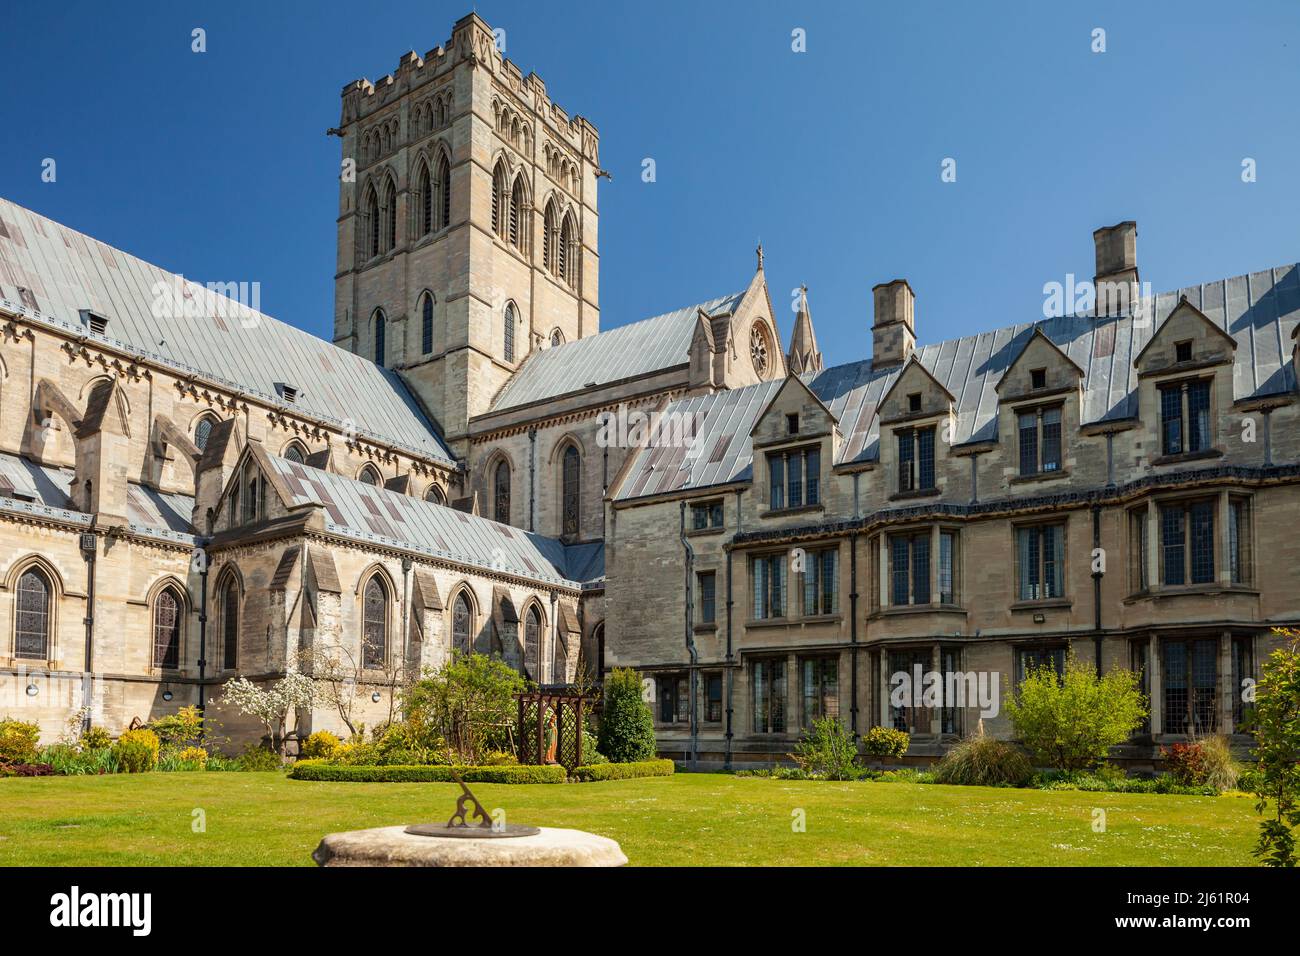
[2, 13, 1298, 764]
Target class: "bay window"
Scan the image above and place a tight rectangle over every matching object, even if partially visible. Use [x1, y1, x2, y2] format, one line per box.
[751, 553, 786, 619]
[752, 658, 786, 733]
[1160, 499, 1215, 586]
[889, 532, 930, 605]
[802, 547, 838, 616]
[801, 657, 839, 727]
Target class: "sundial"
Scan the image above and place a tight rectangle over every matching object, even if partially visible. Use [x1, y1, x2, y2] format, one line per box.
[404, 767, 540, 839]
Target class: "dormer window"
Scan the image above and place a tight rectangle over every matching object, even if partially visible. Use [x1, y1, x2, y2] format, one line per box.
[768, 446, 820, 510]
[896, 426, 935, 492]
[1030, 368, 1047, 390]
[1017, 405, 1062, 475]
[1175, 340, 1193, 363]
[786, 413, 799, 435]
[80, 310, 109, 335]
[275, 382, 300, 404]
[907, 393, 922, 413]
[1159, 379, 1211, 456]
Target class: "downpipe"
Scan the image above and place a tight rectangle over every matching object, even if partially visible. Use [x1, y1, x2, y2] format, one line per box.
[680, 502, 699, 768]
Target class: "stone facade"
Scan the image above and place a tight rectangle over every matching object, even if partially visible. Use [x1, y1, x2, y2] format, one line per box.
[1, 12, 1297, 773]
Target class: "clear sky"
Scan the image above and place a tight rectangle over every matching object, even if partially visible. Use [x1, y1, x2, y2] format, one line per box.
[3, 0, 1298, 368]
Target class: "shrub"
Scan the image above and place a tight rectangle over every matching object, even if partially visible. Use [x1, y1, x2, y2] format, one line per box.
[79, 726, 112, 752]
[570, 759, 675, 782]
[598, 668, 657, 763]
[932, 733, 1033, 788]
[480, 749, 519, 766]
[299, 730, 341, 761]
[790, 717, 861, 780]
[0, 762, 54, 777]
[148, 705, 204, 747]
[236, 745, 283, 772]
[288, 762, 567, 784]
[112, 729, 160, 773]
[403, 654, 525, 764]
[1005, 651, 1147, 770]
[581, 730, 607, 765]
[0, 718, 41, 766]
[861, 726, 910, 760]
[1164, 737, 1238, 792]
[176, 746, 209, 768]
[1250, 628, 1300, 867]
[874, 768, 934, 784]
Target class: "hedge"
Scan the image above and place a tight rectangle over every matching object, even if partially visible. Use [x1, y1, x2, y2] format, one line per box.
[569, 759, 676, 782]
[288, 761, 567, 784]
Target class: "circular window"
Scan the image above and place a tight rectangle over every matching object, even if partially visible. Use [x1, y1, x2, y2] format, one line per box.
[750, 323, 771, 376]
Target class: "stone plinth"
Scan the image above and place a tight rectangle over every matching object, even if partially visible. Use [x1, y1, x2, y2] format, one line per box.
[312, 826, 627, 867]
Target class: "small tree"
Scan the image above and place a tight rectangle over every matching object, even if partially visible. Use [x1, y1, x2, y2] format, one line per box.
[598, 668, 657, 763]
[791, 717, 859, 779]
[403, 653, 525, 764]
[1005, 651, 1147, 771]
[215, 670, 315, 756]
[1251, 628, 1300, 867]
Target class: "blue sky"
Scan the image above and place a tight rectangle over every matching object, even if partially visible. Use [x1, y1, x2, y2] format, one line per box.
[3, 0, 1298, 367]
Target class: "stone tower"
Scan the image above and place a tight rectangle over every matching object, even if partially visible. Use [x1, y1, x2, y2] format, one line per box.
[333, 13, 601, 456]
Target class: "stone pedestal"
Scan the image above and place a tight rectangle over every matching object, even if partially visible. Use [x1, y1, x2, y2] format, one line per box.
[312, 825, 627, 867]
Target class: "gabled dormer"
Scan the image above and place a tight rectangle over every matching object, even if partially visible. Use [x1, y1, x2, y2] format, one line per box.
[211, 440, 300, 535]
[996, 327, 1085, 482]
[1135, 298, 1237, 465]
[750, 374, 838, 515]
[877, 356, 954, 499]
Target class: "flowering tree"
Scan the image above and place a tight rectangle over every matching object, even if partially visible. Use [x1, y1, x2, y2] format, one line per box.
[215, 670, 315, 756]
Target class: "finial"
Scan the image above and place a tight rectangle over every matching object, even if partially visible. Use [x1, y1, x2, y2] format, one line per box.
[756, 241, 764, 271]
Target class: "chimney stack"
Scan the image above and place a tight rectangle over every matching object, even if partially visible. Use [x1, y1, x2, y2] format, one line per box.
[872, 279, 916, 368]
[1092, 220, 1139, 318]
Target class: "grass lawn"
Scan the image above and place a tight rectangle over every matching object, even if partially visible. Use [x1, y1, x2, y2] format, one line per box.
[0, 771, 1260, 866]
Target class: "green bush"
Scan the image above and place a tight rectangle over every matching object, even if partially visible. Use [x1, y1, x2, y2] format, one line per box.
[111, 729, 160, 773]
[581, 729, 606, 765]
[1161, 736, 1238, 793]
[480, 749, 519, 766]
[1032, 769, 1216, 796]
[288, 761, 567, 784]
[79, 726, 112, 752]
[598, 668, 657, 763]
[569, 759, 675, 782]
[1006, 651, 1147, 770]
[861, 726, 910, 760]
[0, 718, 41, 765]
[873, 768, 935, 784]
[299, 730, 341, 760]
[236, 745, 283, 771]
[147, 705, 204, 747]
[791, 717, 861, 780]
[932, 733, 1033, 788]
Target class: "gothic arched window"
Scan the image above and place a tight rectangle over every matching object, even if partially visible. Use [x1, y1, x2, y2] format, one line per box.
[194, 415, 216, 452]
[417, 160, 432, 237]
[550, 328, 564, 347]
[421, 292, 434, 355]
[14, 566, 51, 660]
[373, 309, 386, 367]
[503, 302, 516, 363]
[543, 200, 557, 273]
[153, 585, 182, 669]
[359, 465, 381, 486]
[437, 152, 451, 230]
[364, 184, 380, 258]
[382, 178, 397, 252]
[524, 606, 541, 680]
[283, 443, 305, 465]
[425, 484, 446, 505]
[221, 578, 239, 670]
[509, 175, 525, 250]
[562, 444, 580, 538]
[452, 591, 472, 655]
[494, 460, 511, 524]
[363, 576, 387, 669]
[559, 213, 575, 287]
[492, 161, 509, 237]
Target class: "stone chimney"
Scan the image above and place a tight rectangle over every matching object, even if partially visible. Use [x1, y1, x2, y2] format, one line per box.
[1093, 220, 1139, 318]
[872, 279, 915, 368]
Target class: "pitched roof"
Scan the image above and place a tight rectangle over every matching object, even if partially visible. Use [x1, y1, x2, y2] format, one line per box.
[0, 198, 454, 466]
[266, 454, 589, 588]
[488, 292, 744, 412]
[615, 263, 1300, 501]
